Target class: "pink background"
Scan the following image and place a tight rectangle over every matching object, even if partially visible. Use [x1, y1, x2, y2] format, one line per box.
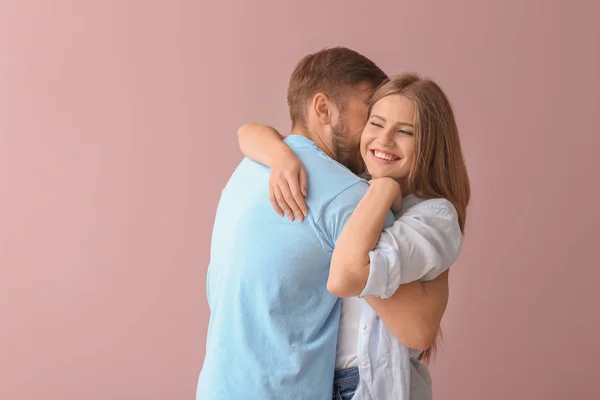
[1, 1, 599, 399]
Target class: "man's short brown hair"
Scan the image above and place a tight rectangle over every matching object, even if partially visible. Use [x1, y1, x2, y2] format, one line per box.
[287, 47, 388, 129]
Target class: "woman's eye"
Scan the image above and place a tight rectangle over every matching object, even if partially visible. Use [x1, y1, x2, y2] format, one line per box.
[399, 129, 414, 136]
[370, 122, 383, 128]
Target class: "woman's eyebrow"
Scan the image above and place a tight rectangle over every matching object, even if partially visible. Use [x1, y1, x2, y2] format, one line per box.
[371, 114, 413, 127]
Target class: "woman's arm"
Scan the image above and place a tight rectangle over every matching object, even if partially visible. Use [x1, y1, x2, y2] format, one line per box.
[237, 123, 308, 220]
[328, 176, 461, 349]
[327, 178, 400, 296]
[366, 272, 449, 350]
[329, 175, 448, 349]
[329, 177, 461, 298]
[237, 123, 288, 167]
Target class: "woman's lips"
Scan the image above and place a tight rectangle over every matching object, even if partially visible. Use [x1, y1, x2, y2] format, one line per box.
[370, 149, 400, 164]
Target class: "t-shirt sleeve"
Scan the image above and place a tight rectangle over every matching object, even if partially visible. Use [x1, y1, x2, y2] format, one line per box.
[316, 181, 395, 251]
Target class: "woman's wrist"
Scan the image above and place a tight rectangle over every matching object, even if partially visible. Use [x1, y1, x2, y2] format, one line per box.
[369, 177, 401, 200]
[269, 142, 295, 167]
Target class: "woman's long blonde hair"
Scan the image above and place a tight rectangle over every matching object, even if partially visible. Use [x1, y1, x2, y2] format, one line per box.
[369, 73, 471, 363]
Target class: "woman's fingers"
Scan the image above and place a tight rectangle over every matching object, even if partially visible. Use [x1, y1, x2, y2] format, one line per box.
[273, 184, 295, 221]
[270, 166, 309, 221]
[269, 184, 284, 217]
[299, 166, 308, 198]
[286, 172, 308, 218]
[279, 180, 304, 221]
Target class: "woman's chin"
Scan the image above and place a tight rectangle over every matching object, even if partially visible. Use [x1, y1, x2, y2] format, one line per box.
[367, 168, 401, 180]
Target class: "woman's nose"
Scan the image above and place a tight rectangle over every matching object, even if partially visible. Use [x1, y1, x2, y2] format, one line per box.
[377, 129, 396, 147]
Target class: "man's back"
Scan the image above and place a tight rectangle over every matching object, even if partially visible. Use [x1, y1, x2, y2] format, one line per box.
[197, 135, 370, 400]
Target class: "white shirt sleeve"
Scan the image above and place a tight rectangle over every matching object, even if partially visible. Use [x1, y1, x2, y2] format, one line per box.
[358, 198, 462, 299]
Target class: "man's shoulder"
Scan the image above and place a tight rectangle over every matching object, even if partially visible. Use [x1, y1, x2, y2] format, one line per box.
[286, 139, 361, 186]
[303, 169, 368, 226]
[296, 151, 366, 204]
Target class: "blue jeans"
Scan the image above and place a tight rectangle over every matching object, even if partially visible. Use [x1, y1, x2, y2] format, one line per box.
[332, 367, 359, 400]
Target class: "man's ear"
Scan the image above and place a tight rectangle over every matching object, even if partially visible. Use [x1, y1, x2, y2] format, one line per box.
[311, 93, 332, 125]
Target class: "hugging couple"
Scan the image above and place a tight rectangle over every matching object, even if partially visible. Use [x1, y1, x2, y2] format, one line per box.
[197, 46, 470, 400]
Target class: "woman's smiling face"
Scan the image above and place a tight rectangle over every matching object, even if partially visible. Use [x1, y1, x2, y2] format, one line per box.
[360, 94, 416, 180]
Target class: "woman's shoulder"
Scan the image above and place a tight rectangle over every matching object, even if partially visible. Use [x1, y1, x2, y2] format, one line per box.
[401, 195, 458, 218]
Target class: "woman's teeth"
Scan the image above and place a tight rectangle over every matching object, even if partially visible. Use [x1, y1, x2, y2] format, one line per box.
[373, 150, 399, 161]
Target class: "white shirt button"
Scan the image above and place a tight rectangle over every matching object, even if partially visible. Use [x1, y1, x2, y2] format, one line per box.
[360, 323, 367, 330]
[361, 361, 368, 367]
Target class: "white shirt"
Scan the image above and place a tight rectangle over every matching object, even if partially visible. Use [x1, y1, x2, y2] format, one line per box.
[336, 297, 362, 369]
[341, 194, 463, 400]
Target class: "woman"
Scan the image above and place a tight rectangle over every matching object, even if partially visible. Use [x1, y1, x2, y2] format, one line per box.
[238, 73, 470, 399]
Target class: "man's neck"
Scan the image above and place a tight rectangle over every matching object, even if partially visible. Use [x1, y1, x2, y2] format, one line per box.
[291, 127, 336, 160]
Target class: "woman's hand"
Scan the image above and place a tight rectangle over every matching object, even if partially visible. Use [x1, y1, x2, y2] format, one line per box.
[370, 177, 403, 214]
[369, 177, 401, 202]
[269, 148, 309, 221]
[236, 122, 308, 221]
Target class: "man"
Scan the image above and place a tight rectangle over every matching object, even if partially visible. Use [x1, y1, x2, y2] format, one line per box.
[197, 47, 390, 399]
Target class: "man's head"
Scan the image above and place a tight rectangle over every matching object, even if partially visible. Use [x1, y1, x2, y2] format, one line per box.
[287, 47, 388, 174]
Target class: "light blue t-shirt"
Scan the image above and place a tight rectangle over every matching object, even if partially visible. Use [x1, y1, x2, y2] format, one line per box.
[197, 135, 393, 400]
